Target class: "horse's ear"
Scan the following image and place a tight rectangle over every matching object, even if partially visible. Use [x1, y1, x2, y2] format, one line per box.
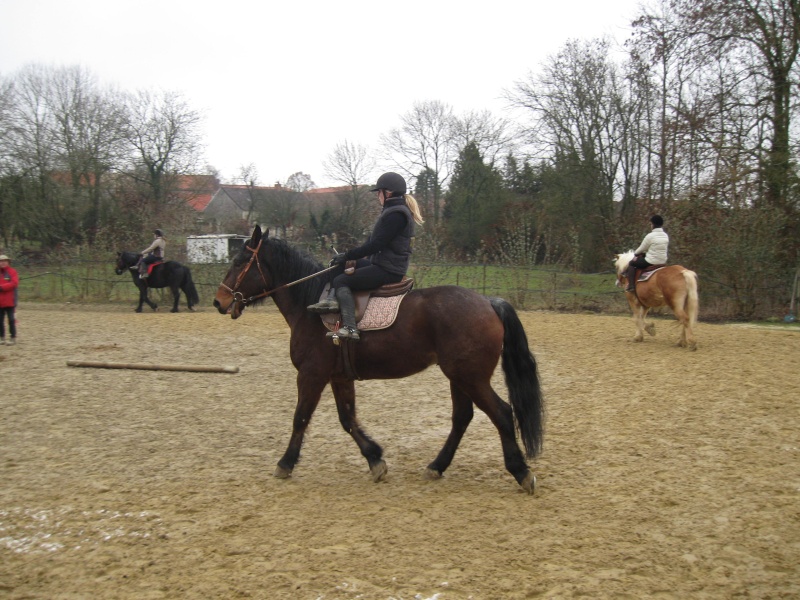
[250, 225, 262, 247]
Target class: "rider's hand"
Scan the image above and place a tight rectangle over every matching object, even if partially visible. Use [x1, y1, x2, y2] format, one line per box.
[329, 253, 347, 267]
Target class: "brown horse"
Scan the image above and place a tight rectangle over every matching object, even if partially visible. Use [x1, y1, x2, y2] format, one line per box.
[214, 226, 545, 493]
[614, 251, 699, 350]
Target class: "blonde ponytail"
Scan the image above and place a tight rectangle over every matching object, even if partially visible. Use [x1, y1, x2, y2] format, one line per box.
[404, 194, 425, 225]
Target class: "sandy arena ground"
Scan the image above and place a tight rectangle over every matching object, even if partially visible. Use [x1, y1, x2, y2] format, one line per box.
[1, 302, 799, 599]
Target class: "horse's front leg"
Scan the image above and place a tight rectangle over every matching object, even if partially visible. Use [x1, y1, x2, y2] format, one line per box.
[330, 380, 386, 482]
[632, 304, 647, 342]
[137, 287, 155, 312]
[274, 374, 327, 479]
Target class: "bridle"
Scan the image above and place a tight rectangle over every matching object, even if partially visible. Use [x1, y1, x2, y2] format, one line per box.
[219, 238, 337, 312]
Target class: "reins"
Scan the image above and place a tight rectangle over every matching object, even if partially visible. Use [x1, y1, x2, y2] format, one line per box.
[219, 239, 337, 310]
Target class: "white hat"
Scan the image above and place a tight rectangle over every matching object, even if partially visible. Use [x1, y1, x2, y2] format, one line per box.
[0, 254, 9, 261]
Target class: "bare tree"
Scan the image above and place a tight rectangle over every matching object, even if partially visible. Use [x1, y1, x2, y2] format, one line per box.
[322, 140, 375, 233]
[323, 139, 376, 187]
[285, 171, 316, 192]
[48, 65, 127, 239]
[380, 100, 455, 224]
[450, 109, 516, 168]
[674, 0, 800, 213]
[122, 89, 203, 215]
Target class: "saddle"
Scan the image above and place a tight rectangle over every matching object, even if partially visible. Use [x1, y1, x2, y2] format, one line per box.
[146, 260, 164, 276]
[634, 264, 666, 282]
[320, 277, 414, 332]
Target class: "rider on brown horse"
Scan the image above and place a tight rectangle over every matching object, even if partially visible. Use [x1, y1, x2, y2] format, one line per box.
[307, 172, 424, 341]
[625, 215, 669, 292]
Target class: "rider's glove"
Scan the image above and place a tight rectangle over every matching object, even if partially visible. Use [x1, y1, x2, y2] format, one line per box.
[329, 253, 347, 267]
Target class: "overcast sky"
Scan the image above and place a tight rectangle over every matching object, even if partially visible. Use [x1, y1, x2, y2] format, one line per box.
[1, 0, 642, 188]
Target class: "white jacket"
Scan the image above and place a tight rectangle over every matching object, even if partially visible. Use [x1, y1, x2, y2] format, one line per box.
[634, 228, 669, 265]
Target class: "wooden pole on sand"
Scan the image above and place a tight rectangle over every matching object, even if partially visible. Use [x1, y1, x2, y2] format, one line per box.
[66, 361, 239, 374]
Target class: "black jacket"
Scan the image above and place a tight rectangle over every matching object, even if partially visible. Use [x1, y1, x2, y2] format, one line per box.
[344, 197, 414, 275]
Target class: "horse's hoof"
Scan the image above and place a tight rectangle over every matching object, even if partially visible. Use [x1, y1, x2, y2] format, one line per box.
[520, 472, 536, 495]
[274, 465, 292, 479]
[645, 324, 656, 336]
[370, 460, 388, 482]
[424, 467, 442, 480]
[170, 309, 178, 313]
[135, 309, 142, 313]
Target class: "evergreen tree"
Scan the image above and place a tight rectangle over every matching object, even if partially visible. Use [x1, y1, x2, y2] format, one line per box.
[443, 143, 508, 256]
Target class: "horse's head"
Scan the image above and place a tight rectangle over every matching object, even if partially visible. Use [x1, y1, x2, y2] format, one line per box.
[214, 226, 270, 319]
[613, 251, 636, 287]
[115, 251, 139, 275]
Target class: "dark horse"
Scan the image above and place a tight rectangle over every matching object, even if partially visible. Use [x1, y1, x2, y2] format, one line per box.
[115, 251, 200, 313]
[213, 226, 545, 493]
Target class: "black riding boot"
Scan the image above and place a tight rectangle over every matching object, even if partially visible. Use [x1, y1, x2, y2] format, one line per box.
[327, 286, 359, 341]
[625, 264, 637, 292]
[307, 287, 339, 313]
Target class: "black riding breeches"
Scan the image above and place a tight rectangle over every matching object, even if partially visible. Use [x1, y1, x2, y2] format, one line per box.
[0, 306, 16, 338]
[332, 259, 403, 291]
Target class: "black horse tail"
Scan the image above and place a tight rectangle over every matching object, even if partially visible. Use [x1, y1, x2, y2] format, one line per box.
[183, 267, 200, 305]
[490, 297, 545, 458]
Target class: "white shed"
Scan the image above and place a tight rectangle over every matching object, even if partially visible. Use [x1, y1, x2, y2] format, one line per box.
[186, 234, 249, 264]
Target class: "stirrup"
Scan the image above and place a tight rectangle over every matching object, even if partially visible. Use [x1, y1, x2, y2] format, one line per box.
[327, 326, 360, 341]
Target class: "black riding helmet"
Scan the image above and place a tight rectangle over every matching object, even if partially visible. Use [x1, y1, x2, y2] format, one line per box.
[370, 172, 407, 196]
[154, 228, 164, 237]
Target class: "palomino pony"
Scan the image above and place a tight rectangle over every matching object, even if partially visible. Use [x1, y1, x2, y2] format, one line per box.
[115, 251, 200, 313]
[614, 251, 699, 350]
[214, 226, 545, 493]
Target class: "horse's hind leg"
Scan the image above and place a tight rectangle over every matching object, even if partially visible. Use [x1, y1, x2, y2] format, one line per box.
[460, 380, 532, 491]
[426, 381, 474, 479]
[331, 380, 386, 482]
[170, 286, 180, 312]
[670, 298, 695, 349]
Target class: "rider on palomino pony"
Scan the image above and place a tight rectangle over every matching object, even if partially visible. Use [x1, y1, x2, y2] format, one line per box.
[626, 215, 669, 292]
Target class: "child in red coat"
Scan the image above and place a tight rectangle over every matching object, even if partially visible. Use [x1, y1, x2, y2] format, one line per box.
[0, 253, 19, 345]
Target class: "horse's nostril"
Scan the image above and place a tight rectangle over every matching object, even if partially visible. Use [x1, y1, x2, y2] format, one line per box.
[213, 300, 220, 308]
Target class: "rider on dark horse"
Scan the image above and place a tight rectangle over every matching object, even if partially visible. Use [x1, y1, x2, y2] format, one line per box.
[306, 172, 425, 341]
[626, 215, 669, 292]
[138, 229, 166, 280]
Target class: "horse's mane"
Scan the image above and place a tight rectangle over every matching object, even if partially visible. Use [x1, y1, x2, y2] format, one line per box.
[260, 237, 333, 308]
[118, 251, 140, 267]
[614, 251, 636, 274]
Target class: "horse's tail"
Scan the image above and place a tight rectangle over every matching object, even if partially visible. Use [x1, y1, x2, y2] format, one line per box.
[183, 267, 200, 305]
[490, 297, 545, 458]
[684, 269, 699, 328]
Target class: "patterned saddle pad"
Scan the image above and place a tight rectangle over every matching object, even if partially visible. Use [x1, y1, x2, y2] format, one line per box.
[320, 279, 413, 332]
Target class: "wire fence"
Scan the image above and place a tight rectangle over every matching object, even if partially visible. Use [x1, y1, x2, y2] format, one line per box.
[13, 257, 795, 321]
